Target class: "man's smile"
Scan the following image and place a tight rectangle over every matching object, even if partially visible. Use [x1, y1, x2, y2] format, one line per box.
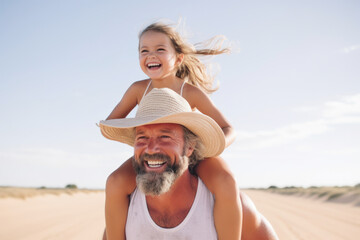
[146, 160, 167, 168]
[141, 153, 172, 172]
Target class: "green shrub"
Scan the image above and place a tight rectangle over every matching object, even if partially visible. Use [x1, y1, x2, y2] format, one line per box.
[65, 184, 78, 189]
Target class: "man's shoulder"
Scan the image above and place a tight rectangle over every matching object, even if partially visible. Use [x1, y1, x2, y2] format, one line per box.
[239, 192, 260, 228]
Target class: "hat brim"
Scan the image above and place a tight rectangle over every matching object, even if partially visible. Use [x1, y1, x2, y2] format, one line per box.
[99, 112, 225, 157]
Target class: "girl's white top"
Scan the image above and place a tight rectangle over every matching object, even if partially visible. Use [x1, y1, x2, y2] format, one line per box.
[125, 178, 217, 240]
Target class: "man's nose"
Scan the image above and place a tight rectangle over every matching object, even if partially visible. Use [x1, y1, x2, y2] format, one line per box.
[144, 138, 159, 154]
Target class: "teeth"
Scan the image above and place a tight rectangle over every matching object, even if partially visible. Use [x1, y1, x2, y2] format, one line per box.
[147, 160, 166, 168]
[147, 63, 161, 68]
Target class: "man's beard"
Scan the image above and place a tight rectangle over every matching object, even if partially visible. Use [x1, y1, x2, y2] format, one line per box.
[132, 153, 188, 196]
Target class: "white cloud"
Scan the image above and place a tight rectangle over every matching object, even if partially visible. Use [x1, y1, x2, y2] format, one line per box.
[341, 44, 360, 53]
[235, 120, 329, 150]
[233, 94, 360, 150]
[322, 94, 360, 118]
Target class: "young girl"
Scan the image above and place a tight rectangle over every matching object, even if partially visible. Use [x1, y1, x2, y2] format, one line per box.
[104, 22, 242, 240]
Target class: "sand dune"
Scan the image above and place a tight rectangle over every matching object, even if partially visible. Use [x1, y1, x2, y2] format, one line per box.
[1, 189, 359, 240]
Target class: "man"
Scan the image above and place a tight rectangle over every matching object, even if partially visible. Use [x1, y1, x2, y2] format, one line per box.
[100, 88, 279, 240]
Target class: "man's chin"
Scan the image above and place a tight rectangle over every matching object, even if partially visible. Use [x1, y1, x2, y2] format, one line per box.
[136, 171, 176, 196]
[133, 155, 189, 196]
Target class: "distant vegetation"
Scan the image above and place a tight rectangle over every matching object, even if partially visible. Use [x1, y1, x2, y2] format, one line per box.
[0, 186, 103, 199]
[259, 183, 360, 204]
[65, 184, 78, 189]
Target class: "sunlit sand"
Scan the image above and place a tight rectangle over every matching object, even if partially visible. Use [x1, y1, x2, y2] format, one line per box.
[0, 188, 105, 240]
[1, 186, 359, 240]
[244, 187, 360, 240]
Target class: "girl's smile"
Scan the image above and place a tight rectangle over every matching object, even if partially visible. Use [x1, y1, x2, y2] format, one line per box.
[147, 63, 161, 70]
[146, 62, 162, 72]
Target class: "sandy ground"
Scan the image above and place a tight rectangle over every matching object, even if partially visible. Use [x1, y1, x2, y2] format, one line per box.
[243, 190, 360, 240]
[0, 192, 105, 240]
[1, 190, 359, 240]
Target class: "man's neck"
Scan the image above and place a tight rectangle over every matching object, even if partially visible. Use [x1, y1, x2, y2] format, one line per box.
[145, 171, 198, 228]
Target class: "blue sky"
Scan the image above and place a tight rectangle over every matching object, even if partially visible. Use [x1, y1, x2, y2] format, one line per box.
[1, 0, 359, 189]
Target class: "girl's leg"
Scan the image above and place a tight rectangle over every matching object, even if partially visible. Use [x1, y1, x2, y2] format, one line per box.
[196, 156, 242, 240]
[105, 157, 137, 240]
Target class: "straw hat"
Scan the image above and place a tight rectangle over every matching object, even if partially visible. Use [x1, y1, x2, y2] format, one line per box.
[99, 88, 225, 157]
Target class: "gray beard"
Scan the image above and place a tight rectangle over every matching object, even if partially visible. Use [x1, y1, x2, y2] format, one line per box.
[133, 153, 188, 196]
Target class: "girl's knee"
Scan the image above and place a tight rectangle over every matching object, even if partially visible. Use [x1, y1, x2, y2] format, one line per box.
[106, 163, 137, 195]
[215, 170, 238, 191]
[197, 157, 239, 197]
[207, 169, 239, 202]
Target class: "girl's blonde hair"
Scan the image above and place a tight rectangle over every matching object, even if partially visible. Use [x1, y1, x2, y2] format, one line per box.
[139, 22, 230, 93]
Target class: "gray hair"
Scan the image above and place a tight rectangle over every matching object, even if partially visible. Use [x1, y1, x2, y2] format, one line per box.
[182, 126, 205, 174]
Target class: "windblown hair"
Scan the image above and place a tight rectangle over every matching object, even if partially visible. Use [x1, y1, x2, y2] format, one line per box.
[139, 22, 230, 94]
[182, 126, 205, 174]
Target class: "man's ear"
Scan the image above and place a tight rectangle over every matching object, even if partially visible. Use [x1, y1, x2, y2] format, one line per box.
[185, 144, 194, 157]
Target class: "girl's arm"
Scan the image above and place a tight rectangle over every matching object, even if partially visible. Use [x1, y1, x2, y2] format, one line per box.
[106, 81, 146, 120]
[184, 85, 236, 147]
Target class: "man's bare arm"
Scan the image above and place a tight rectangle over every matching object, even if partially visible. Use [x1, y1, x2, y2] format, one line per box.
[240, 192, 279, 240]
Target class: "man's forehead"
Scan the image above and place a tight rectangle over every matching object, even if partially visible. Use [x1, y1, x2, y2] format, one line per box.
[135, 123, 183, 133]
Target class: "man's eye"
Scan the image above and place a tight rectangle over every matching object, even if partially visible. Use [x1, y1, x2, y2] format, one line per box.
[136, 136, 147, 140]
[161, 135, 170, 139]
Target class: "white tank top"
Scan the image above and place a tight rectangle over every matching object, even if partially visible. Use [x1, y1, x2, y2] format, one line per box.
[141, 80, 186, 100]
[125, 178, 217, 240]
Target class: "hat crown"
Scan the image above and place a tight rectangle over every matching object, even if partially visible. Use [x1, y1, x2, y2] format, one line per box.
[136, 88, 192, 118]
[99, 87, 226, 157]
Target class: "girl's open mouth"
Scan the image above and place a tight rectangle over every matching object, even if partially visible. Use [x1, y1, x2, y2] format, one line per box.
[147, 63, 161, 69]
